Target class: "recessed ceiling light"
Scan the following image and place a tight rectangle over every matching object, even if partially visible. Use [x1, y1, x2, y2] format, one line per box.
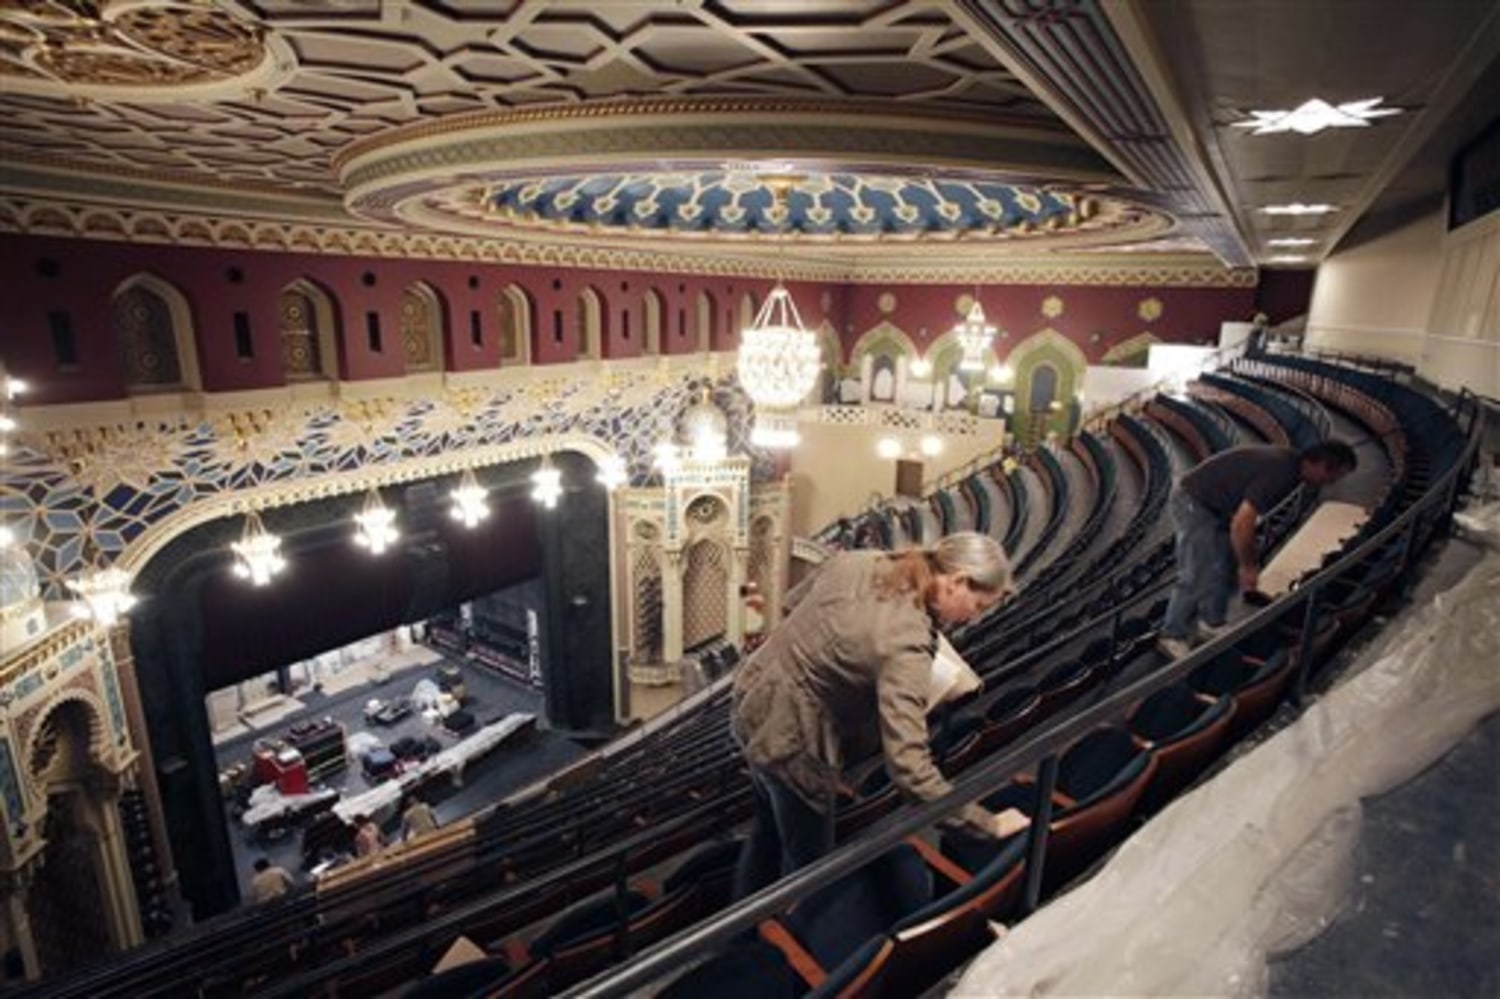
[1268, 237, 1318, 246]
[1267, 255, 1310, 264]
[1234, 97, 1400, 136]
[1260, 203, 1338, 216]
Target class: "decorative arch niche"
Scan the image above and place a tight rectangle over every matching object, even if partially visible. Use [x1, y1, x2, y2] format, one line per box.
[695, 290, 717, 353]
[112, 273, 201, 393]
[640, 288, 664, 356]
[497, 283, 534, 365]
[576, 286, 604, 360]
[279, 277, 339, 381]
[1008, 328, 1088, 441]
[848, 321, 919, 405]
[400, 281, 445, 373]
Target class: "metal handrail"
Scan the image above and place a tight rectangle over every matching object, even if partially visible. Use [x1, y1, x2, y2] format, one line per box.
[563, 386, 1482, 999]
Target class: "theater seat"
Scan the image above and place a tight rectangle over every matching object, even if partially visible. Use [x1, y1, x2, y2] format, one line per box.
[1126, 684, 1236, 813]
[773, 844, 933, 979]
[656, 941, 800, 999]
[1036, 658, 1097, 718]
[527, 889, 652, 990]
[1188, 645, 1294, 741]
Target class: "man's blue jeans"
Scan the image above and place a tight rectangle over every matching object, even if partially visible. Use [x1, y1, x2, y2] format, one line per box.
[733, 766, 835, 901]
[1163, 489, 1236, 640]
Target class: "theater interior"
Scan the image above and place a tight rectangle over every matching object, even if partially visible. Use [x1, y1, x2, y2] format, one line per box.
[0, 2, 1496, 996]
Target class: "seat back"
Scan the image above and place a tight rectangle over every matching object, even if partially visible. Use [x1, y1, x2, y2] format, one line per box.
[783, 844, 933, 973]
[1130, 691, 1236, 813]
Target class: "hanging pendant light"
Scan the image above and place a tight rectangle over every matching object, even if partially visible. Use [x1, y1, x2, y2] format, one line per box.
[736, 283, 821, 448]
[66, 566, 137, 626]
[449, 467, 489, 528]
[231, 509, 286, 586]
[954, 297, 998, 373]
[353, 487, 400, 555]
[531, 454, 563, 509]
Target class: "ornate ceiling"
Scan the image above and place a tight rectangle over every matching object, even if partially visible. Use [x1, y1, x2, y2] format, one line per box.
[0, 0, 1495, 278]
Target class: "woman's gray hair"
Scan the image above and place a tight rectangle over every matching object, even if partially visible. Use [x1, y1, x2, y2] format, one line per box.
[930, 531, 1014, 595]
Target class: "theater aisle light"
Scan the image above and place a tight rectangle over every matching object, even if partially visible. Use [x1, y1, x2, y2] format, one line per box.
[1234, 97, 1400, 136]
[66, 567, 136, 626]
[736, 282, 821, 449]
[353, 487, 399, 555]
[231, 509, 285, 586]
[596, 453, 628, 491]
[531, 454, 563, 509]
[954, 295, 998, 373]
[1260, 203, 1337, 216]
[449, 467, 489, 528]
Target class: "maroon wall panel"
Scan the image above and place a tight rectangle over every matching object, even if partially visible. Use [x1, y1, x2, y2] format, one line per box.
[1253, 268, 1317, 324]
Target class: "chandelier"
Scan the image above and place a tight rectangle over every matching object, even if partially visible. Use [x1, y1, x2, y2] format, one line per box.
[531, 455, 563, 509]
[66, 567, 137, 626]
[353, 487, 399, 555]
[449, 467, 489, 528]
[954, 298, 998, 373]
[231, 510, 286, 586]
[736, 282, 822, 448]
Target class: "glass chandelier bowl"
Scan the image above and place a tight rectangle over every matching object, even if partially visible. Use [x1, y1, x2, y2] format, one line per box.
[231, 510, 286, 586]
[954, 299, 998, 373]
[449, 467, 489, 528]
[66, 566, 137, 626]
[736, 282, 821, 449]
[353, 487, 400, 555]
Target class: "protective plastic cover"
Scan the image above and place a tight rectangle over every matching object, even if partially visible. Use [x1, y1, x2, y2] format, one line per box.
[955, 504, 1500, 997]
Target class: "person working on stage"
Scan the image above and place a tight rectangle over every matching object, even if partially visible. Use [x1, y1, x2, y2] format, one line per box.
[731, 531, 1028, 899]
[1159, 439, 1358, 658]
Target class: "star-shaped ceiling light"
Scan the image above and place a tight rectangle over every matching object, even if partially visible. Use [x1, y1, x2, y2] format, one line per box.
[1234, 98, 1400, 136]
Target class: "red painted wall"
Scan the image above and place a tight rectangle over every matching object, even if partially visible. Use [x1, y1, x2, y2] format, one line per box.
[839, 281, 1257, 363]
[0, 235, 836, 405]
[0, 232, 1258, 405]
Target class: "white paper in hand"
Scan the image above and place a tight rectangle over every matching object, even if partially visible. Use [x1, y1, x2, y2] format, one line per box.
[929, 634, 983, 712]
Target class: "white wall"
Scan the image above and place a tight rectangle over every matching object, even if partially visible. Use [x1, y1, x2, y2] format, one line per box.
[1306, 208, 1446, 364]
[788, 418, 1002, 536]
[1307, 205, 1499, 396]
[1423, 210, 1500, 397]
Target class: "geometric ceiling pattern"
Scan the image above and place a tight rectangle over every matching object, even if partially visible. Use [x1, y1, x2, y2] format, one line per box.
[0, 1, 1494, 271]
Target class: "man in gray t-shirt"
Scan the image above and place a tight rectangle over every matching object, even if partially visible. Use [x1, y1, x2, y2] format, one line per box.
[1160, 440, 1357, 656]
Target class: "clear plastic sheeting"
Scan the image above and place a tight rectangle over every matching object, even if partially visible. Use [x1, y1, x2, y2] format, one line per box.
[955, 506, 1500, 998]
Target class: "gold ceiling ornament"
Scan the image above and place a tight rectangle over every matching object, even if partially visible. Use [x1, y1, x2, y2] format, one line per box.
[1041, 295, 1065, 318]
[1138, 297, 1164, 322]
[0, 0, 288, 99]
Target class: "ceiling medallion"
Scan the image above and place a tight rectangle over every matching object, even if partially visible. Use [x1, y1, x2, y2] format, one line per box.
[0, 1, 293, 101]
[1233, 98, 1400, 136]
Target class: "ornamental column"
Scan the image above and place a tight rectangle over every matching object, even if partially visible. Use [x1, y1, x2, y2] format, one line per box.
[661, 547, 686, 664]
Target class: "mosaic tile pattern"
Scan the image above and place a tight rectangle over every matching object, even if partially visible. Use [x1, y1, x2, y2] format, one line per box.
[0, 737, 22, 834]
[1, 368, 767, 599]
[486, 172, 1088, 241]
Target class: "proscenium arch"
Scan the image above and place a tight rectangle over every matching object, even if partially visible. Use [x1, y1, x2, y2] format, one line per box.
[123, 440, 616, 916]
[112, 272, 202, 393]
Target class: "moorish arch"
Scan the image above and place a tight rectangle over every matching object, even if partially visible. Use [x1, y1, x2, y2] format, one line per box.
[695, 290, 717, 353]
[640, 287, 664, 356]
[278, 277, 339, 381]
[1007, 328, 1089, 440]
[22, 693, 140, 975]
[111, 273, 201, 394]
[497, 283, 534, 365]
[848, 321, 919, 404]
[576, 286, 605, 360]
[399, 281, 445, 373]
